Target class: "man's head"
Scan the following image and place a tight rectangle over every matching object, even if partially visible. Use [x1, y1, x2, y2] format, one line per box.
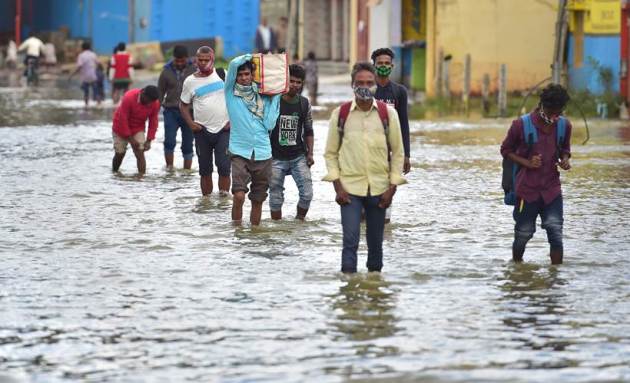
[236, 60, 255, 86]
[196, 46, 215, 74]
[117, 42, 126, 52]
[539, 84, 570, 121]
[287, 64, 305, 96]
[140, 85, 159, 105]
[307, 51, 316, 60]
[371, 48, 395, 78]
[261, 17, 268, 26]
[351, 62, 377, 102]
[172, 45, 189, 70]
[82, 41, 91, 51]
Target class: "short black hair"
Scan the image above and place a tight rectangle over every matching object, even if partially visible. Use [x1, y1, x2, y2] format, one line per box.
[539, 83, 570, 111]
[237, 60, 255, 73]
[371, 48, 395, 64]
[142, 85, 160, 101]
[117, 42, 126, 52]
[82, 41, 91, 50]
[289, 64, 305, 80]
[216, 67, 226, 81]
[173, 45, 188, 59]
[307, 51, 316, 60]
[351, 62, 376, 83]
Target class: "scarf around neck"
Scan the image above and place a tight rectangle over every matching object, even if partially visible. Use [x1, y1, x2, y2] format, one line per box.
[234, 82, 264, 119]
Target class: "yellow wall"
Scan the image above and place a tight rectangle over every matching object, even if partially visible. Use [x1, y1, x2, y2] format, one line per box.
[428, 0, 559, 94]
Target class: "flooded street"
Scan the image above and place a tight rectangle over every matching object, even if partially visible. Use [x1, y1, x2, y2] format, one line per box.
[1, 86, 630, 382]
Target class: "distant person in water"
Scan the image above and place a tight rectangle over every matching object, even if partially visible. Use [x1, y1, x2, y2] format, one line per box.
[71, 41, 100, 107]
[111, 85, 160, 175]
[500, 84, 572, 265]
[303, 51, 318, 106]
[110, 42, 133, 104]
[158, 45, 196, 170]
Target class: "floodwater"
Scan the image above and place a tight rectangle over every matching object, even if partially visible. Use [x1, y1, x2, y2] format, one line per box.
[1, 84, 630, 383]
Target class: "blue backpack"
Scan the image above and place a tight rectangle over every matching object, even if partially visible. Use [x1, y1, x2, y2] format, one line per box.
[502, 114, 566, 205]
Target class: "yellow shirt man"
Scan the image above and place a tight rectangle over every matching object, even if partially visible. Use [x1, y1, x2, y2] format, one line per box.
[323, 100, 407, 196]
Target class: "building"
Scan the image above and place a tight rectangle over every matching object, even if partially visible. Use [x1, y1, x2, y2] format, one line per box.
[567, 0, 621, 94]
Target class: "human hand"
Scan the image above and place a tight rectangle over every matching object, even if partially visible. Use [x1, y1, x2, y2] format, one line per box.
[190, 123, 203, 133]
[558, 156, 571, 170]
[403, 157, 411, 174]
[378, 186, 396, 209]
[528, 154, 542, 169]
[223, 121, 231, 131]
[143, 139, 152, 152]
[306, 154, 314, 167]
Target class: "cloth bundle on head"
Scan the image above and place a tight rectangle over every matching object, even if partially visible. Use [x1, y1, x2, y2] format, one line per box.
[234, 82, 264, 119]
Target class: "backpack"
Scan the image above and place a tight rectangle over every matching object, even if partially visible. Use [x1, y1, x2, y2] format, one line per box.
[502, 113, 567, 205]
[337, 100, 391, 157]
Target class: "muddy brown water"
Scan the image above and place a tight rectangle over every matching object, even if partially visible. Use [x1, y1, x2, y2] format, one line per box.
[1, 85, 629, 382]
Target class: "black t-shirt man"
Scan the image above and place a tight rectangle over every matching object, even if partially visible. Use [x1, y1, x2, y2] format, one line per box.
[375, 81, 410, 160]
[270, 95, 313, 160]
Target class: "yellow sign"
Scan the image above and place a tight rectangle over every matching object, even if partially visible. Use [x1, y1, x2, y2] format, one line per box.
[569, 0, 620, 34]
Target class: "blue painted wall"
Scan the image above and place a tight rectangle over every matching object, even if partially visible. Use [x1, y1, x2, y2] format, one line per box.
[12, 0, 259, 57]
[150, 0, 259, 57]
[567, 34, 620, 94]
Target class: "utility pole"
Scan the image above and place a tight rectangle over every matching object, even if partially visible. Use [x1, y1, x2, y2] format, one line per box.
[551, 0, 569, 84]
[15, 0, 22, 45]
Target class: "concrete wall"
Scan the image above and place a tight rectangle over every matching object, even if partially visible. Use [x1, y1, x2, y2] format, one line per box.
[431, 0, 557, 93]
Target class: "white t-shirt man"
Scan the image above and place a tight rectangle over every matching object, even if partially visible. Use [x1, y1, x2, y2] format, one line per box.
[180, 71, 229, 133]
[18, 37, 45, 57]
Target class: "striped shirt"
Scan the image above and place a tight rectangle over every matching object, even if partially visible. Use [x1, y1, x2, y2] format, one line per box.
[180, 71, 229, 133]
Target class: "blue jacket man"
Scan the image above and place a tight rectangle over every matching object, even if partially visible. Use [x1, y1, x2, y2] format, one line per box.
[224, 54, 281, 226]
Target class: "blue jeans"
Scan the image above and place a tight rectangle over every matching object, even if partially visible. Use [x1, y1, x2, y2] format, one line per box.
[163, 108, 194, 160]
[269, 155, 313, 211]
[340, 195, 386, 273]
[513, 195, 564, 254]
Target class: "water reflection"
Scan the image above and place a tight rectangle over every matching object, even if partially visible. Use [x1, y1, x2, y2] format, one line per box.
[498, 264, 572, 353]
[329, 274, 400, 343]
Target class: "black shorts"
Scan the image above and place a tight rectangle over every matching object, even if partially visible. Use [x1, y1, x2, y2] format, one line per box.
[194, 127, 230, 177]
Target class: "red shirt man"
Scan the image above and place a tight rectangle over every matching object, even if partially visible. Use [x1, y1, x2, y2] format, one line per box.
[111, 86, 160, 175]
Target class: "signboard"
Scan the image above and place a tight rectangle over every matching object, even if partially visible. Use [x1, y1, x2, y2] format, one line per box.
[569, 0, 620, 34]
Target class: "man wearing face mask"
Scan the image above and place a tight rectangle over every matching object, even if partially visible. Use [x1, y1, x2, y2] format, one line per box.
[500, 84, 572, 265]
[371, 48, 411, 223]
[224, 54, 281, 226]
[323, 62, 407, 273]
[158, 45, 196, 170]
[180, 46, 231, 196]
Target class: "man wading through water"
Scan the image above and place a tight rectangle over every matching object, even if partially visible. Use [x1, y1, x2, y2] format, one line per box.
[180, 46, 231, 196]
[500, 84, 572, 265]
[269, 64, 314, 221]
[324, 62, 406, 273]
[158, 45, 196, 170]
[371, 48, 411, 223]
[224, 54, 281, 226]
[111, 85, 161, 175]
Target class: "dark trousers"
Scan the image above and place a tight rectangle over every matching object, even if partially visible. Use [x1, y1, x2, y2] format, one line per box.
[340, 194, 386, 273]
[513, 195, 564, 254]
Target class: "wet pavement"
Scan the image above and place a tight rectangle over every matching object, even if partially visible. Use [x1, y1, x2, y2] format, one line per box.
[0, 84, 629, 382]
